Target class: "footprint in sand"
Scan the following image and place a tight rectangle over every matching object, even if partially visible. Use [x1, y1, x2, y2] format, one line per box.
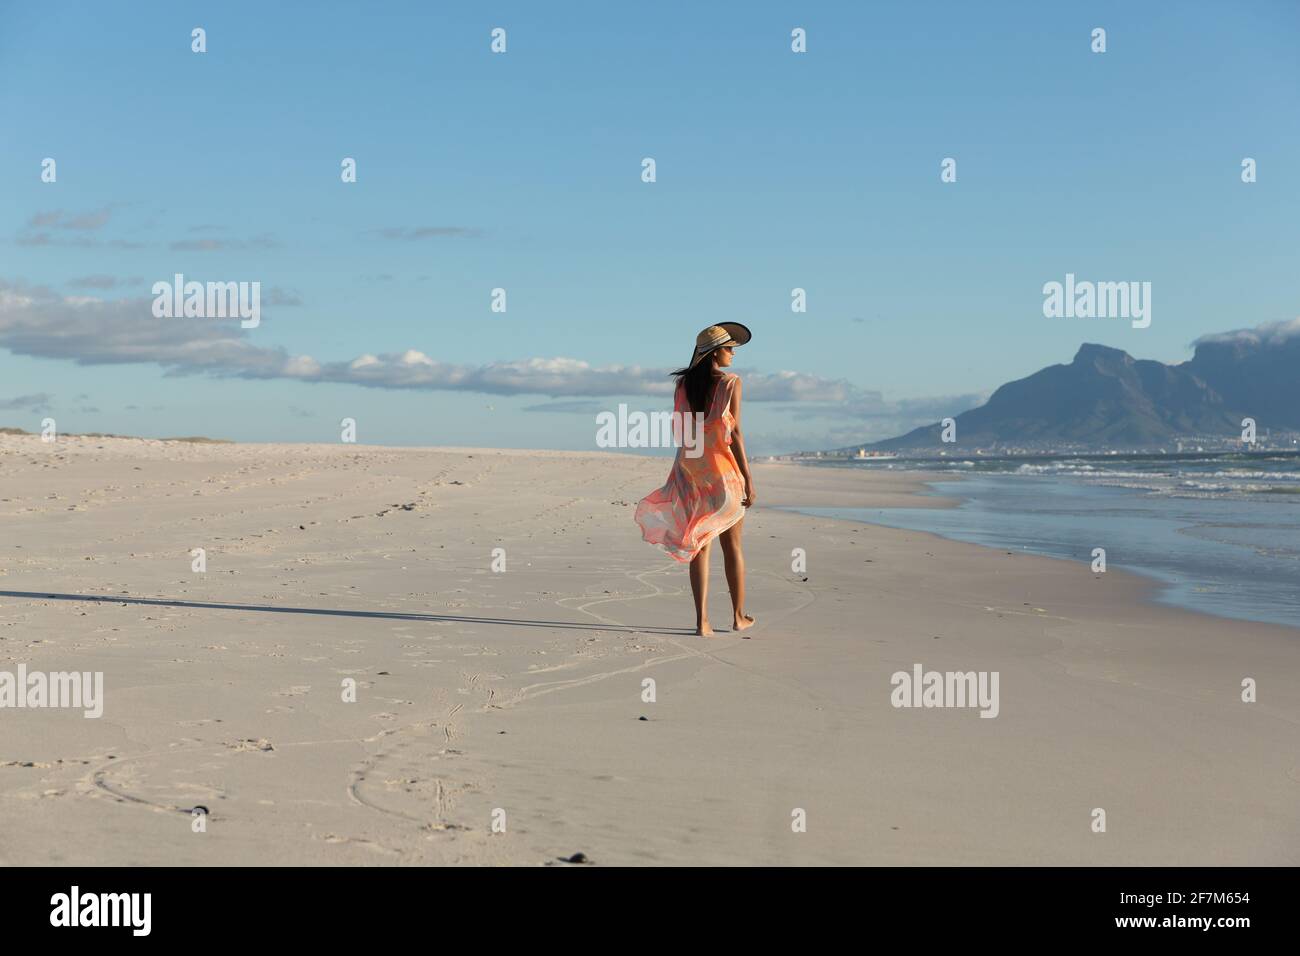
[225, 738, 275, 752]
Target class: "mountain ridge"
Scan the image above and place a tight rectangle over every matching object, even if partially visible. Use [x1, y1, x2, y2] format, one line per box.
[858, 322, 1300, 451]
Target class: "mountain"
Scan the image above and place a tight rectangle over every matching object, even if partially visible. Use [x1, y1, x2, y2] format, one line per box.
[866, 323, 1300, 451]
[1185, 328, 1300, 426]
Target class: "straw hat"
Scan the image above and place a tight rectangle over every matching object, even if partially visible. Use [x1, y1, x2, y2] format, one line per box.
[688, 323, 752, 369]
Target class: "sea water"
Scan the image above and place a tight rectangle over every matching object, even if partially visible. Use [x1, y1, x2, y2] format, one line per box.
[792, 454, 1300, 630]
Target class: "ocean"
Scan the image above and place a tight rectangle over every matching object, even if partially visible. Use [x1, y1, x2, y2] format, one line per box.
[792, 453, 1300, 630]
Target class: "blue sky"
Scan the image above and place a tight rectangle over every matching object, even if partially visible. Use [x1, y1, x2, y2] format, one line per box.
[2, 0, 1297, 452]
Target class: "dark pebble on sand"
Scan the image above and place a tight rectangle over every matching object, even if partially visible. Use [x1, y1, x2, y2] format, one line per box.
[638, 716, 648, 721]
[560, 852, 590, 864]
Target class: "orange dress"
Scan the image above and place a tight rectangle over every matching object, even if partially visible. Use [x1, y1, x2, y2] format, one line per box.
[634, 373, 745, 562]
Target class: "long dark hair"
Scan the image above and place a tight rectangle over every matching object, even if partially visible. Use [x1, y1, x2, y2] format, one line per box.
[672, 353, 718, 415]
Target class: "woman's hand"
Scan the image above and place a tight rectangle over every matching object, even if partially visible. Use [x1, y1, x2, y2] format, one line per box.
[742, 482, 756, 507]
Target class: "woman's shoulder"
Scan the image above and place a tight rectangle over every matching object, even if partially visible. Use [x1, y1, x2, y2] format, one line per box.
[708, 372, 739, 397]
[713, 372, 740, 408]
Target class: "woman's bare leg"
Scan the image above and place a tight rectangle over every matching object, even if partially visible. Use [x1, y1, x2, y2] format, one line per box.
[689, 539, 713, 636]
[719, 518, 754, 631]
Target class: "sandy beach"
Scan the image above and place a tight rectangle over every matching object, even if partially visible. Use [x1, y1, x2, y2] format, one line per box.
[0, 434, 1296, 866]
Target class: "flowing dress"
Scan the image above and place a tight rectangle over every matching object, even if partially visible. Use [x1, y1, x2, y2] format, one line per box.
[634, 372, 745, 562]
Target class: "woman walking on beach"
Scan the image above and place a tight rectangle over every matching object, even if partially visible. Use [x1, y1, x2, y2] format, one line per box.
[635, 324, 756, 636]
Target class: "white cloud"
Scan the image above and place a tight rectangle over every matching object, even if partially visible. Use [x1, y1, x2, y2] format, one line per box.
[0, 285, 911, 415]
[1193, 317, 1300, 349]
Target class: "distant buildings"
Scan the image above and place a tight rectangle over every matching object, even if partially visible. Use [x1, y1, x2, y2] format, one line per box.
[768, 430, 1300, 462]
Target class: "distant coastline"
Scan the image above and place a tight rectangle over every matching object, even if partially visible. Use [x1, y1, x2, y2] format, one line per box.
[1, 426, 229, 443]
[767, 445, 1300, 464]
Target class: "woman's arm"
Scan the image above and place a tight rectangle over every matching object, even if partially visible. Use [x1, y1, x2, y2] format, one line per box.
[728, 376, 755, 507]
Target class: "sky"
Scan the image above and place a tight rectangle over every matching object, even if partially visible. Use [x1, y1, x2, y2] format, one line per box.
[2, 0, 1297, 454]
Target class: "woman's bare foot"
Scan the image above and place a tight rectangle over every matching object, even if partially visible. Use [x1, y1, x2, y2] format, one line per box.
[733, 613, 755, 632]
[696, 622, 714, 637]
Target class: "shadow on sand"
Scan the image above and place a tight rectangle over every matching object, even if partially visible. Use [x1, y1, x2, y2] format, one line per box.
[0, 590, 690, 636]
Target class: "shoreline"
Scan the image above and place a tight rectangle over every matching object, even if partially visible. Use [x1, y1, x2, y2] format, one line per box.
[773, 465, 1300, 635]
[2, 437, 1297, 865]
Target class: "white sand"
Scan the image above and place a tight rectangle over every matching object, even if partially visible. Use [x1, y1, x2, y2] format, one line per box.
[1, 434, 1296, 865]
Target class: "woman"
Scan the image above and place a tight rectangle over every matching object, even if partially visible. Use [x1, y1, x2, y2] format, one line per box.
[635, 323, 756, 636]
